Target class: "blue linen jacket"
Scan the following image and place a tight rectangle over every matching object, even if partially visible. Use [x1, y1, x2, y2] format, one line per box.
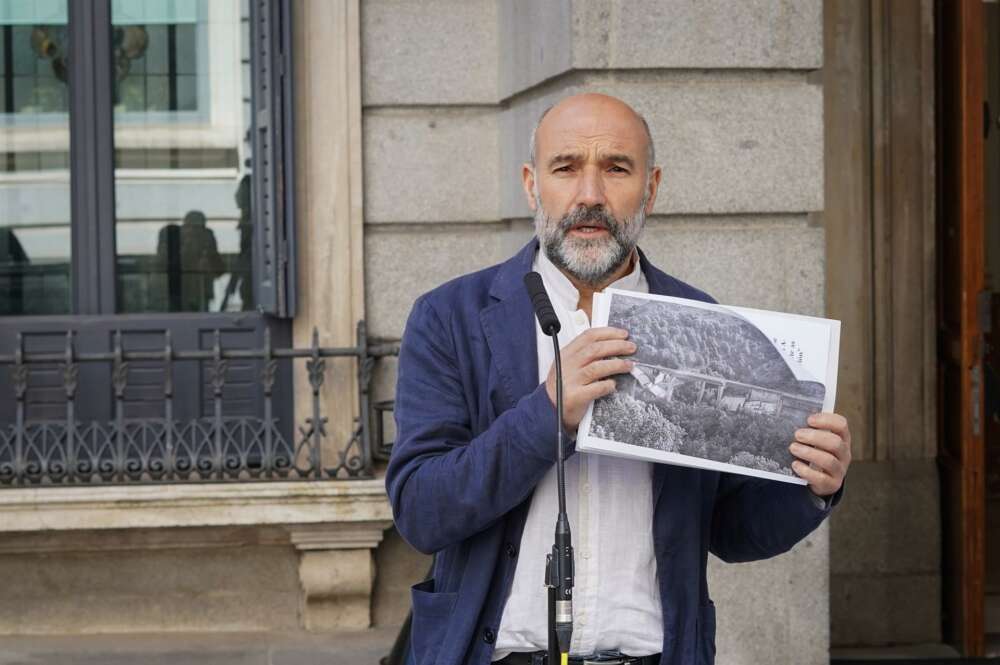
[386, 239, 836, 665]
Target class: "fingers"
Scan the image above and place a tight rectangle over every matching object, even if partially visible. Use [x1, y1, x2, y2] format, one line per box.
[563, 327, 628, 352]
[807, 412, 850, 442]
[793, 427, 850, 461]
[577, 339, 637, 363]
[564, 331, 636, 366]
[791, 412, 852, 496]
[789, 442, 843, 478]
[790, 460, 840, 495]
[581, 358, 634, 383]
[577, 326, 631, 342]
[796, 412, 853, 470]
[579, 379, 617, 402]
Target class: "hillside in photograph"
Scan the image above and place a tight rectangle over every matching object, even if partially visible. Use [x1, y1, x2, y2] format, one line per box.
[606, 294, 825, 400]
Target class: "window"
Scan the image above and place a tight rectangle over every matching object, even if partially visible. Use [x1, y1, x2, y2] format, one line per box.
[112, 0, 254, 314]
[0, 0, 295, 437]
[0, 0, 71, 315]
[0, 0, 294, 318]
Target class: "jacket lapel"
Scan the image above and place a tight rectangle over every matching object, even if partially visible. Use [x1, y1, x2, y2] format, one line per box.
[638, 246, 687, 298]
[479, 240, 541, 411]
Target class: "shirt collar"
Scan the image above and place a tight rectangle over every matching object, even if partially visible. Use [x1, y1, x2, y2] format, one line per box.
[534, 244, 644, 312]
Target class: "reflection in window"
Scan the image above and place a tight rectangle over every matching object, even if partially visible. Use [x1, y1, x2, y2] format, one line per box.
[1, 22, 68, 115]
[113, 0, 253, 313]
[0, 0, 71, 316]
[114, 23, 198, 113]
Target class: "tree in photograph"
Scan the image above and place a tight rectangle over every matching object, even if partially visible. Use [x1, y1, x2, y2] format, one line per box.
[727, 451, 787, 475]
[593, 392, 686, 452]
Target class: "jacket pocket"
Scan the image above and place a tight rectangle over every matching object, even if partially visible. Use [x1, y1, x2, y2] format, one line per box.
[410, 578, 458, 665]
[698, 601, 717, 665]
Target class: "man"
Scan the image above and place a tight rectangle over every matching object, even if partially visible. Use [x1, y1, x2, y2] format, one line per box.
[386, 93, 850, 665]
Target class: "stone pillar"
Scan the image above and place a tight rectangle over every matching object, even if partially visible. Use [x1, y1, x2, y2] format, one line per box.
[293, 0, 366, 467]
[290, 521, 391, 631]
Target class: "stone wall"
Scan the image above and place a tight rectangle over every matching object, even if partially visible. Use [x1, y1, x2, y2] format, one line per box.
[0, 540, 300, 635]
[363, 2, 831, 663]
[829, 460, 940, 645]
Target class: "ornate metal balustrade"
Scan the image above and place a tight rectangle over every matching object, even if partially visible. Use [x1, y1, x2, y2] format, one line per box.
[0, 322, 398, 487]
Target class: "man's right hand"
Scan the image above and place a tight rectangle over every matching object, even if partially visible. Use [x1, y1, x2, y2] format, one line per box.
[545, 326, 636, 433]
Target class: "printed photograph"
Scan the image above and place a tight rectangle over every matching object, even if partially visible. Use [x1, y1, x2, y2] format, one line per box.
[578, 291, 841, 484]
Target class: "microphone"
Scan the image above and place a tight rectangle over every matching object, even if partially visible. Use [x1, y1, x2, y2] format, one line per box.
[523, 271, 561, 336]
[523, 271, 574, 661]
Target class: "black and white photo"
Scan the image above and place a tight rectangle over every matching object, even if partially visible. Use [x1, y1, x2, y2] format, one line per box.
[578, 289, 841, 484]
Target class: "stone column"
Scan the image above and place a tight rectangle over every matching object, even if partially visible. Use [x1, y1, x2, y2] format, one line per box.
[293, 0, 366, 466]
[290, 521, 391, 631]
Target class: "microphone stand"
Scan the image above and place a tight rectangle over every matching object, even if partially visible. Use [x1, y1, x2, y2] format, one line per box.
[546, 331, 574, 665]
[523, 271, 575, 665]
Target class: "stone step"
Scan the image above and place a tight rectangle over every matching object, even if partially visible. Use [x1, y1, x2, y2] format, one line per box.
[0, 627, 399, 665]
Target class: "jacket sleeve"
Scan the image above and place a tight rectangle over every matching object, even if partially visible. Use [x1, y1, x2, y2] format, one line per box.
[709, 472, 843, 563]
[385, 296, 562, 555]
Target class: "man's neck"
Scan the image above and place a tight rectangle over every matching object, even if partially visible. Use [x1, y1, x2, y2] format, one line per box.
[561, 251, 638, 320]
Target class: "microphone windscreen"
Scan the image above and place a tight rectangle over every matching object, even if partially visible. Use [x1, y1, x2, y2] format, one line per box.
[523, 271, 561, 335]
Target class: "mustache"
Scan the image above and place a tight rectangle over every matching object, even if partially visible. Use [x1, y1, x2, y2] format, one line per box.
[555, 206, 620, 233]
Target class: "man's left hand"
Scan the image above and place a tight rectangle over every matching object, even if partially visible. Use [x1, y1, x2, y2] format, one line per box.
[789, 412, 852, 497]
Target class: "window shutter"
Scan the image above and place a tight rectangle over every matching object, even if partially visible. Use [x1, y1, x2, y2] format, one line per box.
[251, 0, 296, 318]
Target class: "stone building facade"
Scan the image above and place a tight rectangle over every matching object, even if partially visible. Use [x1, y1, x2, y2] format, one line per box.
[0, 0, 962, 662]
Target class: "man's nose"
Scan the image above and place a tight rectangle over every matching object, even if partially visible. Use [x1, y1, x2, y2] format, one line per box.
[574, 167, 606, 208]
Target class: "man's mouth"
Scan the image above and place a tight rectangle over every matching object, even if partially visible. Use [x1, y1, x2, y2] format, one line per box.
[567, 223, 610, 235]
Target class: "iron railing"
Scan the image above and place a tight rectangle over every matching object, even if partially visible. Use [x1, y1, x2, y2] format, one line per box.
[0, 322, 398, 487]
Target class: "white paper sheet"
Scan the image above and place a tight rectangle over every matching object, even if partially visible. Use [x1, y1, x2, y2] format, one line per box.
[576, 289, 841, 485]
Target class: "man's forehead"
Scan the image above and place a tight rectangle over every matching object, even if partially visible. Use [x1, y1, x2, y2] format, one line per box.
[545, 128, 634, 155]
[535, 96, 647, 158]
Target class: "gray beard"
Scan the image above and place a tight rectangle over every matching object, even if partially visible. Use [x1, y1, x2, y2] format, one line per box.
[534, 201, 646, 288]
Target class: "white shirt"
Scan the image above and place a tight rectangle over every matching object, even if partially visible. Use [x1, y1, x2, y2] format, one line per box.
[492, 249, 663, 659]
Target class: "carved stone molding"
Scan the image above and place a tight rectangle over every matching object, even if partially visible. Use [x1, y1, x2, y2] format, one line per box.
[289, 522, 390, 631]
[288, 521, 391, 551]
[0, 479, 391, 533]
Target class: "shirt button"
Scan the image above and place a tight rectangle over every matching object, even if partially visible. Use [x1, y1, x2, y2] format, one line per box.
[582, 483, 591, 493]
[578, 618, 587, 627]
[505, 542, 517, 558]
[482, 627, 496, 644]
[582, 550, 591, 559]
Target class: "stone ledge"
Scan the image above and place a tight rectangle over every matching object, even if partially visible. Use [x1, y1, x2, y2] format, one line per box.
[0, 480, 392, 533]
[0, 481, 394, 633]
[289, 523, 389, 550]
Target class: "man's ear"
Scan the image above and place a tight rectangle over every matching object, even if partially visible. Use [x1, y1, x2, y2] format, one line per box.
[644, 165, 663, 214]
[521, 163, 538, 212]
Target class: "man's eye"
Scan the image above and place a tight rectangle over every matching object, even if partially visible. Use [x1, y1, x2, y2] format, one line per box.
[554, 165, 573, 173]
[609, 166, 629, 173]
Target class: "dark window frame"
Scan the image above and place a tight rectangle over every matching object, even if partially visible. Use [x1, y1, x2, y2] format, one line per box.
[67, 0, 116, 316]
[250, 0, 296, 318]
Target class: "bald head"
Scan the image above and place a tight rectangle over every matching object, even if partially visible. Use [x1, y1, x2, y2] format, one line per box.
[529, 93, 656, 175]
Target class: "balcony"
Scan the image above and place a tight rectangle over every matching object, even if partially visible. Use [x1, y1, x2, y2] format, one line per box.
[0, 322, 397, 486]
